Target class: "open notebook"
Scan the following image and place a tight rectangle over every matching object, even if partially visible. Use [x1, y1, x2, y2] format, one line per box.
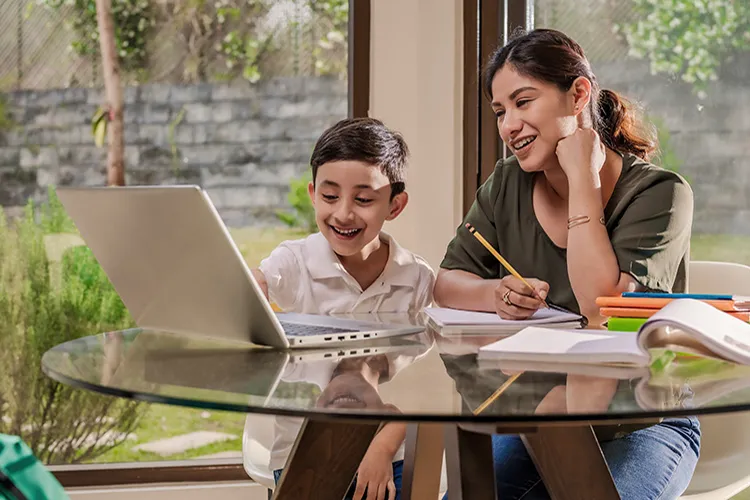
[424, 306, 585, 334]
[478, 298, 750, 366]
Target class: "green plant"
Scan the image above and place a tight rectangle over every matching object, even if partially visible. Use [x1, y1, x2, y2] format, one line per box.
[276, 172, 317, 234]
[309, 0, 348, 76]
[0, 96, 15, 133]
[41, 0, 153, 79]
[0, 189, 141, 464]
[618, 0, 750, 98]
[649, 115, 690, 184]
[161, 0, 275, 83]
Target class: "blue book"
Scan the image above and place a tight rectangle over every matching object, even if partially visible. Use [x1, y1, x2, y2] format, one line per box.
[622, 292, 734, 301]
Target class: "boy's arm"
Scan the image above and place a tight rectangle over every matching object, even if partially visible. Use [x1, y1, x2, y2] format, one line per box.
[369, 422, 406, 457]
[257, 245, 301, 311]
[251, 268, 269, 300]
[352, 422, 406, 500]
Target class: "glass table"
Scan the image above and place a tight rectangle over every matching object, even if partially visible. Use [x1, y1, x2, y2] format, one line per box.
[41, 314, 750, 499]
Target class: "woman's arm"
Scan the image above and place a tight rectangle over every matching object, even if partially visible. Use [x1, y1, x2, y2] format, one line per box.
[434, 269, 550, 319]
[566, 172, 640, 323]
[433, 269, 499, 312]
[557, 131, 642, 323]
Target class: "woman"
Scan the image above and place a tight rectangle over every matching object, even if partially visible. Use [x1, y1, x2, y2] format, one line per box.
[435, 29, 699, 499]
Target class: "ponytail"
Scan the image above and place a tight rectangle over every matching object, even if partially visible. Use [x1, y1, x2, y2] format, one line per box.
[595, 89, 657, 161]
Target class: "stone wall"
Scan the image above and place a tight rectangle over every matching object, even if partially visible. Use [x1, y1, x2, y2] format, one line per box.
[0, 77, 347, 226]
[595, 54, 750, 235]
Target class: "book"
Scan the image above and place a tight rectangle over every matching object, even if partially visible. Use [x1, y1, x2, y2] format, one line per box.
[599, 306, 750, 322]
[606, 317, 647, 332]
[423, 306, 585, 335]
[596, 296, 750, 312]
[622, 292, 740, 301]
[477, 299, 750, 366]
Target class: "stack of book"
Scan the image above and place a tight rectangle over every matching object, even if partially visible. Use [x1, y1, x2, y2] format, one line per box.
[597, 293, 750, 331]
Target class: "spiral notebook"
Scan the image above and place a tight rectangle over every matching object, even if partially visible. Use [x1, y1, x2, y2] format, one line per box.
[424, 306, 585, 334]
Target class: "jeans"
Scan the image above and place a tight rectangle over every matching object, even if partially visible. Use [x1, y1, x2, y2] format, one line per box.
[443, 417, 700, 500]
[273, 459, 403, 500]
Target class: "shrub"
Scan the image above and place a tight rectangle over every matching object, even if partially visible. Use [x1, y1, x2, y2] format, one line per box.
[0, 191, 142, 464]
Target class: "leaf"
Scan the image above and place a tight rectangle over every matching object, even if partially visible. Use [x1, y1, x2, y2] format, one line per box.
[91, 107, 108, 148]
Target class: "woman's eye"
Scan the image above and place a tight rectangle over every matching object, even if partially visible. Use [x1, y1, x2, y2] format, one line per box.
[517, 99, 530, 107]
[495, 110, 505, 118]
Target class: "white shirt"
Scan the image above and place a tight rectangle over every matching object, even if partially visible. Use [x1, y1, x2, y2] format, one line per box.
[267, 354, 420, 471]
[259, 232, 435, 314]
[254, 232, 435, 472]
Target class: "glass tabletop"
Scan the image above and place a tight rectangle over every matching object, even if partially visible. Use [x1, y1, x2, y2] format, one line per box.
[40, 313, 750, 424]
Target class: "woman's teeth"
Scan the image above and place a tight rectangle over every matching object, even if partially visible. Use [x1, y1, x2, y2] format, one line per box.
[512, 136, 536, 150]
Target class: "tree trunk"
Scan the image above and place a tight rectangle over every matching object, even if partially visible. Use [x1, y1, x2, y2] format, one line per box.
[95, 0, 125, 186]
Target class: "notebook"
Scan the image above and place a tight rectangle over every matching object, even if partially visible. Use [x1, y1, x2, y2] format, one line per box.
[478, 298, 750, 366]
[423, 306, 585, 335]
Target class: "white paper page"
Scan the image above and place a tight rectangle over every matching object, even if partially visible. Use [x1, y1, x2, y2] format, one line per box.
[424, 307, 581, 326]
[478, 327, 648, 365]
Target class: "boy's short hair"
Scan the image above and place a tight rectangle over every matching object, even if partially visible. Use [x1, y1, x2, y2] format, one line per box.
[310, 117, 409, 197]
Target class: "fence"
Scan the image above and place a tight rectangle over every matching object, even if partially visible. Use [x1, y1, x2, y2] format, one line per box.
[0, 0, 348, 92]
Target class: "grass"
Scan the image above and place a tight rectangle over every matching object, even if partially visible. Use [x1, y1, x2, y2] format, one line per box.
[690, 234, 750, 267]
[89, 229, 750, 464]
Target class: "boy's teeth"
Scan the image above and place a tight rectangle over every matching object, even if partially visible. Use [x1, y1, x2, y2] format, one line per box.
[333, 226, 360, 235]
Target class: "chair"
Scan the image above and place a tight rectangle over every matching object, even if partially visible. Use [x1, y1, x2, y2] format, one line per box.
[680, 260, 750, 499]
[242, 413, 276, 499]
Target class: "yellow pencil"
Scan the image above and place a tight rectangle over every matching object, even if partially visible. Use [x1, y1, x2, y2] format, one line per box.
[473, 372, 523, 414]
[465, 223, 549, 308]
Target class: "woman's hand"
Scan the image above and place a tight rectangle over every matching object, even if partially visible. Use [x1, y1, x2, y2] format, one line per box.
[555, 128, 605, 186]
[493, 275, 549, 320]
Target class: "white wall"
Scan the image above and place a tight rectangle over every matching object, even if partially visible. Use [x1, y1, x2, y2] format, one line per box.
[371, 0, 465, 271]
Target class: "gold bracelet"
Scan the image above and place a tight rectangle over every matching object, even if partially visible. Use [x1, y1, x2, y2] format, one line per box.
[567, 214, 606, 229]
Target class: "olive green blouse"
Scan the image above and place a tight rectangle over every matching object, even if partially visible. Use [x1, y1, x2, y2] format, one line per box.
[441, 153, 694, 313]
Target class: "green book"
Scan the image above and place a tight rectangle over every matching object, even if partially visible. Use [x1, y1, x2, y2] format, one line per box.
[607, 317, 647, 332]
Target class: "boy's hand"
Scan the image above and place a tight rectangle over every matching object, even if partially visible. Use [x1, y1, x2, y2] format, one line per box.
[353, 444, 396, 500]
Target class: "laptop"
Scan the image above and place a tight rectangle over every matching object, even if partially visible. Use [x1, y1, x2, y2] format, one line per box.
[56, 185, 424, 349]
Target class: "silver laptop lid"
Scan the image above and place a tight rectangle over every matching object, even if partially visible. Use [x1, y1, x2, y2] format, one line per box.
[56, 186, 290, 348]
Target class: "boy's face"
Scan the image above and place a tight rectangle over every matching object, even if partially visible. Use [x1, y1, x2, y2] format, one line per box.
[308, 160, 408, 257]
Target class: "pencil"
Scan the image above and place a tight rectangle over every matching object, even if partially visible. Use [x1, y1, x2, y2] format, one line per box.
[465, 223, 549, 308]
[473, 372, 523, 414]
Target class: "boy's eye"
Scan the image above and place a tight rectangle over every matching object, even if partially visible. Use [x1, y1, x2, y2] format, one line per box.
[321, 194, 338, 201]
[355, 197, 373, 204]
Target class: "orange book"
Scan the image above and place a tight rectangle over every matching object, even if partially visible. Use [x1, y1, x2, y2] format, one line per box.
[596, 296, 750, 312]
[599, 306, 750, 322]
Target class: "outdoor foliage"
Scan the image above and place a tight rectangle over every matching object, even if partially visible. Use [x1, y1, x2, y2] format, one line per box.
[276, 172, 317, 234]
[0, 187, 142, 464]
[619, 0, 750, 97]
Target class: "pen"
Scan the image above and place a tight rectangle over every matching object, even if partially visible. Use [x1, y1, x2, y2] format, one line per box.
[465, 223, 549, 309]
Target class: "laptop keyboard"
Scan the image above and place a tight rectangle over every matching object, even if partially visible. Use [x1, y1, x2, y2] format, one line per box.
[279, 321, 357, 337]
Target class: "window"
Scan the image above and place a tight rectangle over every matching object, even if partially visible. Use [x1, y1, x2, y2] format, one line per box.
[0, 0, 367, 479]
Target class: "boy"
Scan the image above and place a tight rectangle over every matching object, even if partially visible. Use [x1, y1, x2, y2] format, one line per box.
[247, 117, 435, 499]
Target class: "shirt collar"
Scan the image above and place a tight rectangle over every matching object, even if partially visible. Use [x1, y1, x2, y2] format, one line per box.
[305, 232, 418, 288]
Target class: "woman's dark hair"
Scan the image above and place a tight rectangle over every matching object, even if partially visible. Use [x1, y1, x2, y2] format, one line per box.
[483, 28, 657, 161]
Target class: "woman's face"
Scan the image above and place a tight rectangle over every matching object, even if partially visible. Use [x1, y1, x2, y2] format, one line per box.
[490, 64, 578, 172]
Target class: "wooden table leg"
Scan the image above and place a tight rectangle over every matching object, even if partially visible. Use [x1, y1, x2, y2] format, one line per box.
[443, 424, 496, 500]
[401, 423, 444, 500]
[274, 418, 381, 500]
[521, 425, 620, 500]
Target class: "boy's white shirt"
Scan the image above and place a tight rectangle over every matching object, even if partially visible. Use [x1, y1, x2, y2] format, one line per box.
[249, 231, 436, 472]
[259, 231, 435, 314]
